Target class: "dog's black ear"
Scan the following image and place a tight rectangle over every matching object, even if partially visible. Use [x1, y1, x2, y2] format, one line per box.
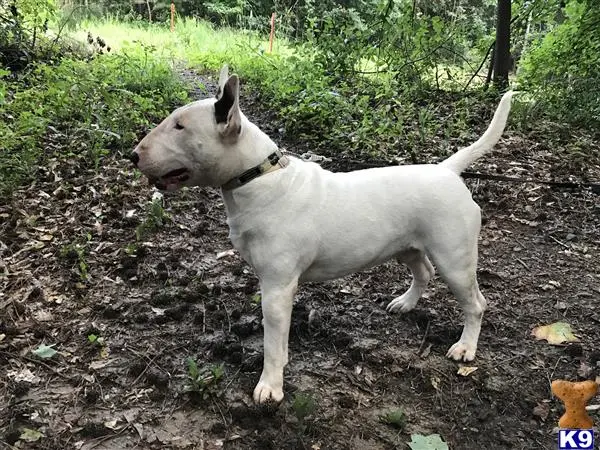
[214, 74, 241, 140]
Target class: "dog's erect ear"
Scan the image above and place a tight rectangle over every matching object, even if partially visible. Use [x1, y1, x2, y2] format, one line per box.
[216, 64, 229, 99]
[214, 74, 241, 139]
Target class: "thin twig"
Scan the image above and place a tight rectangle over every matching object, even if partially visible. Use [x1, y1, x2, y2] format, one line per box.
[463, 40, 495, 91]
[87, 424, 133, 450]
[549, 235, 570, 249]
[417, 320, 431, 355]
[515, 258, 530, 271]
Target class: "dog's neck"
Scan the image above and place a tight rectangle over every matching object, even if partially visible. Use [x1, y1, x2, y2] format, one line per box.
[219, 117, 280, 184]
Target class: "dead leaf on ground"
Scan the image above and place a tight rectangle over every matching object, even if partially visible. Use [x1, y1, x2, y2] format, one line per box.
[7, 368, 41, 384]
[533, 402, 550, 421]
[457, 366, 478, 377]
[19, 428, 44, 442]
[532, 322, 579, 345]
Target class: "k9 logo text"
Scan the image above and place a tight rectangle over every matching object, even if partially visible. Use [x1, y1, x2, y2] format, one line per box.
[558, 429, 595, 450]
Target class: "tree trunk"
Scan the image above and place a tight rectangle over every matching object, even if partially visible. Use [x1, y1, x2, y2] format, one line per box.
[493, 0, 511, 89]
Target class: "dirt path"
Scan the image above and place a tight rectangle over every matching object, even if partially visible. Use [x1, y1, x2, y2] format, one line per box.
[1, 72, 599, 450]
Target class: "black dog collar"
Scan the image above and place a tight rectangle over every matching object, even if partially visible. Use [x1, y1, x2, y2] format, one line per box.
[221, 149, 289, 190]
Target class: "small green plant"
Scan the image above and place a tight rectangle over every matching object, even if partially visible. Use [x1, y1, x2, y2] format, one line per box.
[135, 194, 170, 241]
[379, 407, 406, 430]
[185, 358, 225, 399]
[250, 293, 261, 304]
[291, 391, 317, 423]
[60, 233, 92, 282]
[87, 333, 105, 346]
[124, 243, 139, 256]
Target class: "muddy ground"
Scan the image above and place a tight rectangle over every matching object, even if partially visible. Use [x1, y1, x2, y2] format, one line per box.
[1, 72, 599, 450]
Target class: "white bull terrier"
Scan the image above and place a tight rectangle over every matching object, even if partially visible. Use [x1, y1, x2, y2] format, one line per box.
[131, 65, 515, 404]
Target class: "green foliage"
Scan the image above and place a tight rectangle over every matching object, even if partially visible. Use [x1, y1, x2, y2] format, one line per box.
[15, 0, 58, 27]
[379, 407, 406, 429]
[408, 433, 449, 450]
[291, 392, 317, 422]
[32, 343, 58, 359]
[60, 233, 91, 282]
[1, 0, 62, 71]
[136, 193, 170, 241]
[518, 0, 600, 128]
[0, 45, 187, 196]
[185, 358, 225, 398]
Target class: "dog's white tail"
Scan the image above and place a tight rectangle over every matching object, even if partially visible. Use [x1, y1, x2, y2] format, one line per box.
[440, 91, 515, 174]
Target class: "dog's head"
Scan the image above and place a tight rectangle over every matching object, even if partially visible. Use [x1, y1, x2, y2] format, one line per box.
[130, 65, 254, 190]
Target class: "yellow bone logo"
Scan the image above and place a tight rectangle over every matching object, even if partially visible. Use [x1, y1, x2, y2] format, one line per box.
[551, 380, 598, 429]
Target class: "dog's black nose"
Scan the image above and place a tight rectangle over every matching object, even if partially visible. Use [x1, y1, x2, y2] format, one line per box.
[130, 152, 140, 166]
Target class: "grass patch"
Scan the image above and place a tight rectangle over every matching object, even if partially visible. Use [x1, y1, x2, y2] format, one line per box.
[0, 34, 187, 196]
[75, 18, 491, 162]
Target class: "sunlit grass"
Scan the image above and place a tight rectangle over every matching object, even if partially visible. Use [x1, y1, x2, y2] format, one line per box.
[69, 16, 295, 72]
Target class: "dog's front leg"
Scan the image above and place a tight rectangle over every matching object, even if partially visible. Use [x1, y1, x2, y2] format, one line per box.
[253, 278, 297, 404]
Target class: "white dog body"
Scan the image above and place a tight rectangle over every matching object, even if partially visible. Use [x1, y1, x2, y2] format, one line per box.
[132, 66, 515, 404]
[224, 161, 477, 283]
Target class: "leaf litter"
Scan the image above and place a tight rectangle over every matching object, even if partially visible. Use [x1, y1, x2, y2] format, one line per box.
[0, 71, 599, 449]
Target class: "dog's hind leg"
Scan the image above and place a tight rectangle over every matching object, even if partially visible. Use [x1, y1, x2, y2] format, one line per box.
[434, 245, 486, 362]
[387, 250, 435, 314]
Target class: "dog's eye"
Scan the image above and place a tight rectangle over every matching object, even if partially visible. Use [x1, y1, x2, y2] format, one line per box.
[174, 122, 184, 130]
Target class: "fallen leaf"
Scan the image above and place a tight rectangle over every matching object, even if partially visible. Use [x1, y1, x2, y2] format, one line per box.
[33, 310, 54, 322]
[30, 241, 46, 250]
[408, 433, 449, 450]
[532, 322, 579, 345]
[19, 427, 44, 442]
[431, 376, 441, 391]
[151, 307, 166, 316]
[133, 423, 144, 439]
[89, 359, 111, 370]
[7, 368, 41, 384]
[104, 419, 119, 430]
[99, 346, 110, 359]
[0, 333, 5, 342]
[32, 344, 57, 359]
[457, 366, 478, 377]
[510, 214, 539, 227]
[578, 361, 593, 378]
[554, 301, 568, 310]
[39, 234, 54, 241]
[533, 402, 550, 421]
[216, 249, 235, 259]
[420, 343, 432, 358]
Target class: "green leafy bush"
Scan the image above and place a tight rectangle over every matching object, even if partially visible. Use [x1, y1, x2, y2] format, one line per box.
[0, 47, 187, 195]
[518, 0, 600, 128]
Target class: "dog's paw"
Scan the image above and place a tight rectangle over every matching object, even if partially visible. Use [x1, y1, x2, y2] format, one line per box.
[386, 294, 418, 314]
[446, 341, 477, 362]
[253, 381, 284, 404]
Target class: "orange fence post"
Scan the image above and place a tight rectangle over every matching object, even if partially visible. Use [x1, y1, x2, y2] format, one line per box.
[170, 3, 175, 32]
[268, 12, 276, 53]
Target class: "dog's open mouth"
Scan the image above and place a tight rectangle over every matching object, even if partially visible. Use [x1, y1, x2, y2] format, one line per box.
[153, 168, 190, 191]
